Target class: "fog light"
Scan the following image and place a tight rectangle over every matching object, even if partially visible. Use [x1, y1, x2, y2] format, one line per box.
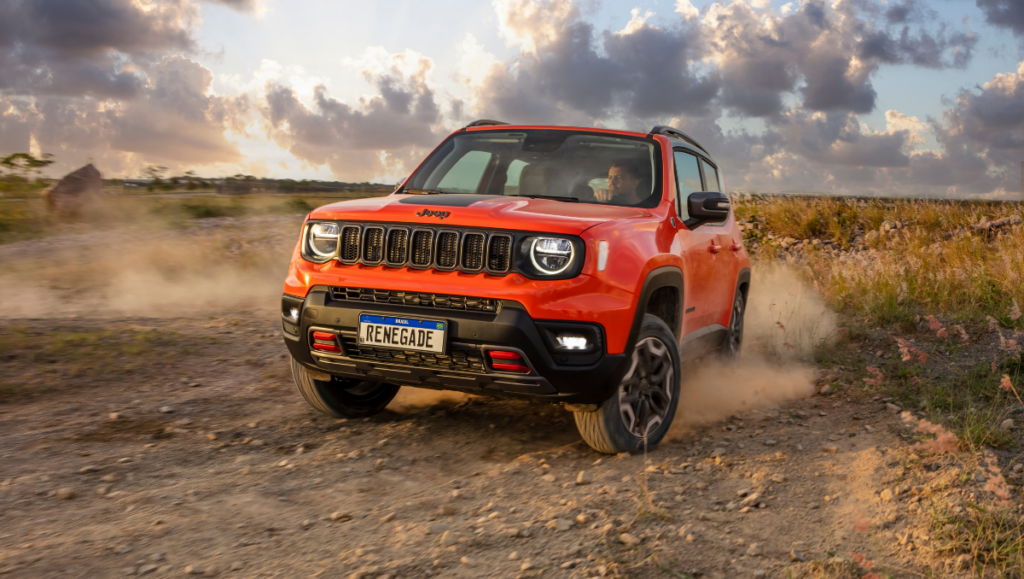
[555, 335, 589, 350]
[289, 308, 300, 321]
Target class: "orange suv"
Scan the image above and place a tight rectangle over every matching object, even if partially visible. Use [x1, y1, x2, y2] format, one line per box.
[281, 121, 751, 453]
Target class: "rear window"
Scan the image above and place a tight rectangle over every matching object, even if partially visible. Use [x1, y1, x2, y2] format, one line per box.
[405, 130, 662, 208]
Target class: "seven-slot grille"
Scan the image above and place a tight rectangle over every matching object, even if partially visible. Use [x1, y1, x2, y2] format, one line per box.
[330, 287, 499, 312]
[435, 231, 459, 269]
[488, 235, 512, 272]
[363, 227, 384, 263]
[411, 230, 433, 267]
[461, 232, 485, 270]
[315, 223, 515, 274]
[386, 228, 408, 265]
[340, 226, 361, 262]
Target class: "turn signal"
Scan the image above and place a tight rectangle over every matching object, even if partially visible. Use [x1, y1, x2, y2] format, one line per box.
[311, 331, 341, 353]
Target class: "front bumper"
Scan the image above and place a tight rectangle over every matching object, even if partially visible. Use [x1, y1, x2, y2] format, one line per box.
[281, 287, 627, 404]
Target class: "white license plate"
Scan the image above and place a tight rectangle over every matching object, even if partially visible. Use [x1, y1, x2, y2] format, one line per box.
[357, 314, 447, 354]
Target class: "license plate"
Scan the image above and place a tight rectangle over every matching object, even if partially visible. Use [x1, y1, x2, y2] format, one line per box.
[357, 314, 447, 354]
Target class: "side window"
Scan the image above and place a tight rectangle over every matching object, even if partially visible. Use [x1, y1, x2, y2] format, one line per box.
[673, 151, 703, 221]
[503, 159, 528, 195]
[700, 159, 720, 192]
[436, 151, 492, 193]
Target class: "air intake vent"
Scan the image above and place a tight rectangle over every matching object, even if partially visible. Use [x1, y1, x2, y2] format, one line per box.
[363, 226, 384, 263]
[385, 228, 408, 265]
[461, 232, 485, 270]
[340, 226, 361, 262]
[436, 231, 459, 269]
[487, 234, 512, 272]
[411, 230, 433, 267]
[331, 287, 500, 312]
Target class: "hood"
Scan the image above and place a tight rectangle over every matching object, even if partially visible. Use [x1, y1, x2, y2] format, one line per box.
[308, 194, 652, 235]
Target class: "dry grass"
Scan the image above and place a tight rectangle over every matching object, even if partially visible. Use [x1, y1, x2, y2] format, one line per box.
[735, 197, 1024, 326]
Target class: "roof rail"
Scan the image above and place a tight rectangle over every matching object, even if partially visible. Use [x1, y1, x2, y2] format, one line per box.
[464, 119, 510, 129]
[649, 125, 709, 155]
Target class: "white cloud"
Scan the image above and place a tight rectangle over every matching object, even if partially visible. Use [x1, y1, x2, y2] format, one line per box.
[675, 0, 700, 20]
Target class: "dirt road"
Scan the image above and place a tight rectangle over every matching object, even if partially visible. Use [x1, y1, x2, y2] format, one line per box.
[0, 217, 991, 578]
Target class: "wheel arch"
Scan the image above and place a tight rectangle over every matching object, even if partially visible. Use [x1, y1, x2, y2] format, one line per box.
[736, 267, 751, 302]
[628, 266, 684, 345]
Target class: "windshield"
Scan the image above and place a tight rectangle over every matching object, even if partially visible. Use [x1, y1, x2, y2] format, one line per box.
[404, 130, 662, 208]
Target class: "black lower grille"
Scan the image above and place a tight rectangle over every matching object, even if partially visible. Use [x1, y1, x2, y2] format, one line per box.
[461, 232, 485, 270]
[340, 226, 361, 262]
[340, 337, 486, 372]
[411, 230, 433, 267]
[488, 235, 512, 272]
[436, 231, 458, 269]
[331, 287, 499, 312]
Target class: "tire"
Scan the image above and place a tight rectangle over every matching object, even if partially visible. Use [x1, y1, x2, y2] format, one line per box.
[720, 289, 745, 360]
[290, 358, 400, 418]
[574, 315, 681, 454]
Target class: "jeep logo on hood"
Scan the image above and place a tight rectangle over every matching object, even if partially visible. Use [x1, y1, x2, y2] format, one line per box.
[416, 209, 450, 219]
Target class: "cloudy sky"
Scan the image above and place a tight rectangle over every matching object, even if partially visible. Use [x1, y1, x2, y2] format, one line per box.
[0, 0, 1022, 197]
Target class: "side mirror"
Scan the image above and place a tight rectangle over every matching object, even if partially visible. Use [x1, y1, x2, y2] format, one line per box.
[686, 191, 729, 228]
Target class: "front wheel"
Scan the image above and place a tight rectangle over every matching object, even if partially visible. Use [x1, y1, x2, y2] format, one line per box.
[574, 315, 681, 454]
[290, 358, 400, 418]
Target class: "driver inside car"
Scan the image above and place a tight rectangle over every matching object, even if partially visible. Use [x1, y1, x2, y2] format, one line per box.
[594, 162, 643, 205]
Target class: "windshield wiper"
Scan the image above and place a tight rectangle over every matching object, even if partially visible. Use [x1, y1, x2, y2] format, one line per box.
[520, 195, 579, 202]
[399, 188, 447, 195]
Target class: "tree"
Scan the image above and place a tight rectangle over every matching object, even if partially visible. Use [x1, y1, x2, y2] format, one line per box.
[1, 152, 55, 180]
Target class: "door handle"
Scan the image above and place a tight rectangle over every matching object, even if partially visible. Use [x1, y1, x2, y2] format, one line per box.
[730, 241, 743, 252]
[708, 243, 722, 254]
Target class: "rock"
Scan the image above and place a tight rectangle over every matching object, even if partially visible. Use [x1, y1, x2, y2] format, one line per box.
[540, 474, 556, 483]
[618, 533, 641, 546]
[439, 505, 456, 516]
[520, 561, 534, 571]
[184, 565, 203, 575]
[460, 556, 474, 566]
[546, 518, 573, 531]
[770, 474, 786, 483]
[763, 439, 777, 446]
[56, 488, 76, 500]
[108, 412, 122, 420]
[159, 406, 174, 414]
[1001, 419, 1014, 430]
[822, 445, 838, 453]
[441, 531, 459, 547]
[576, 513, 590, 525]
[575, 471, 592, 485]
[865, 231, 880, 243]
[80, 465, 102, 474]
[820, 384, 834, 396]
[746, 543, 763, 557]
[880, 489, 894, 502]
[886, 403, 902, 414]
[229, 562, 244, 571]
[790, 549, 806, 562]
[508, 551, 519, 560]
[427, 523, 449, 534]
[864, 425, 875, 433]
[710, 448, 726, 458]
[329, 512, 352, 522]
[138, 564, 159, 575]
[42, 164, 103, 217]
[380, 512, 395, 523]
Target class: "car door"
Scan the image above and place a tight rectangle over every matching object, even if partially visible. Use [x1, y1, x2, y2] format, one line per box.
[672, 149, 722, 337]
[698, 158, 740, 328]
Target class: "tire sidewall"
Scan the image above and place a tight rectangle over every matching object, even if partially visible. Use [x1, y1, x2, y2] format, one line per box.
[598, 315, 681, 453]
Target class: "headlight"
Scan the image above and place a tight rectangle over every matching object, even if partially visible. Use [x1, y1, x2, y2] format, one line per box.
[307, 222, 339, 259]
[529, 237, 574, 274]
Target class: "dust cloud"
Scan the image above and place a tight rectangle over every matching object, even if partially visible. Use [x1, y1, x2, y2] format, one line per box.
[0, 217, 298, 318]
[669, 263, 837, 437]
